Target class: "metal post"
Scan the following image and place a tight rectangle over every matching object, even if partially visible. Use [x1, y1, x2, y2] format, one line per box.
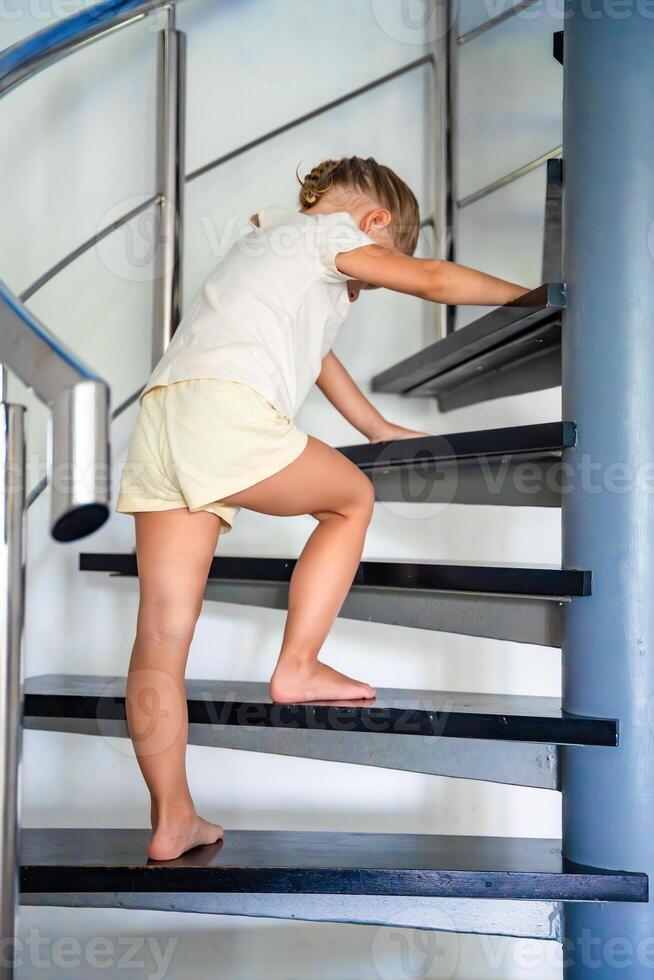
[562, 3, 654, 976]
[0, 404, 25, 979]
[152, 17, 186, 365]
[432, 0, 456, 338]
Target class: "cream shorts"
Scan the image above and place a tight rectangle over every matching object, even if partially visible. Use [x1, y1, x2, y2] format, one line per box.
[116, 379, 309, 533]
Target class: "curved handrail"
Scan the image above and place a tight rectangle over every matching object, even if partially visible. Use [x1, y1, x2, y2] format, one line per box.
[0, 0, 182, 97]
[0, 281, 111, 540]
[26, 365, 141, 510]
[0, 279, 97, 397]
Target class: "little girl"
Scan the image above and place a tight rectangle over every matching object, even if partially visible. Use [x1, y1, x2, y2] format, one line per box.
[117, 156, 528, 860]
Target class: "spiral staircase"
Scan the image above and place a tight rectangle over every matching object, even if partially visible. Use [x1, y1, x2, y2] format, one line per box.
[1, 4, 652, 979]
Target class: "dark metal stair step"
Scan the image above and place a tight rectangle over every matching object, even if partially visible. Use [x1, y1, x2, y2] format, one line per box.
[339, 419, 574, 470]
[80, 548, 586, 649]
[25, 675, 617, 747]
[338, 421, 573, 507]
[371, 284, 564, 411]
[26, 672, 563, 790]
[19, 828, 646, 903]
[25, 672, 561, 790]
[80, 552, 590, 599]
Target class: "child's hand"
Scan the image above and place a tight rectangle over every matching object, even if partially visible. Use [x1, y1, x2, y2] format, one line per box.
[367, 421, 429, 444]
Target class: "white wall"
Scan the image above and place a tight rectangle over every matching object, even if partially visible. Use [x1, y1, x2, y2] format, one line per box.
[1, 1, 564, 977]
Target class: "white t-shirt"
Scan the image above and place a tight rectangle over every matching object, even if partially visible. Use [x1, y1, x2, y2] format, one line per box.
[142, 206, 376, 417]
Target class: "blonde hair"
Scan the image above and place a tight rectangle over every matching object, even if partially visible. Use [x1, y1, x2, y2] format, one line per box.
[297, 156, 420, 255]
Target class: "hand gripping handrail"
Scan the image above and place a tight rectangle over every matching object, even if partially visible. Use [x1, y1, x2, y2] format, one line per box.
[0, 0, 182, 96]
[0, 281, 110, 541]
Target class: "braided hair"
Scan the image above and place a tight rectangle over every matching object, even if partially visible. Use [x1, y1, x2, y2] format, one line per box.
[297, 155, 420, 255]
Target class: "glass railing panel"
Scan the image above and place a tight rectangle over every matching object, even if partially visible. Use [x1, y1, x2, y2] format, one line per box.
[458, 0, 534, 39]
[23, 215, 155, 412]
[0, 18, 157, 297]
[456, 163, 548, 331]
[182, 63, 432, 305]
[8, 190, 153, 507]
[178, 0, 432, 180]
[457, 4, 562, 202]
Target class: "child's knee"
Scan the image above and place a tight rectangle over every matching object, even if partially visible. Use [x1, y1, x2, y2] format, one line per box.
[313, 476, 375, 526]
[137, 597, 201, 649]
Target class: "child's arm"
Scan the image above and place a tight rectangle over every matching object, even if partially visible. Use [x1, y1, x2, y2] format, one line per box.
[316, 351, 427, 443]
[336, 245, 528, 306]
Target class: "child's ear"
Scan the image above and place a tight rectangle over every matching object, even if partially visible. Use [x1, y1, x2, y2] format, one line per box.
[363, 208, 392, 235]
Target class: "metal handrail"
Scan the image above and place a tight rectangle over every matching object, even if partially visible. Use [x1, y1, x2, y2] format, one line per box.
[25, 380, 143, 510]
[0, 0, 184, 96]
[0, 281, 110, 540]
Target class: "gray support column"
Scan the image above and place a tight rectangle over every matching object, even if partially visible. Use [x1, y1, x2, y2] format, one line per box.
[562, 4, 654, 976]
[152, 21, 186, 365]
[0, 405, 25, 979]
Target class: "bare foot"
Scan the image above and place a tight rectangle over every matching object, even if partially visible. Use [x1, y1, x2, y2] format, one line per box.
[148, 814, 224, 861]
[269, 660, 376, 703]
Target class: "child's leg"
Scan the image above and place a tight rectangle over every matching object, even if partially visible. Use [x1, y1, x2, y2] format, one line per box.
[127, 507, 223, 861]
[222, 436, 377, 703]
